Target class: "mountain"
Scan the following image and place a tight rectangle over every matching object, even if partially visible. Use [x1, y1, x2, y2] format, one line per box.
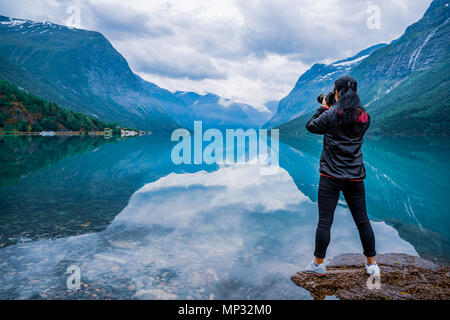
[0, 15, 183, 131]
[0, 15, 268, 131]
[171, 91, 260, 129]
[349, 0, 450, 135]
[240, 101, 277, 127]
[0, 79, 121, 133]
[264, 44, 386, 128]
[269, 0, 450, 135]
[264, 100, 279, 114]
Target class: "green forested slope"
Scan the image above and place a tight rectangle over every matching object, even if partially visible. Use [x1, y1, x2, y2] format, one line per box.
[0, 79, 120, 132]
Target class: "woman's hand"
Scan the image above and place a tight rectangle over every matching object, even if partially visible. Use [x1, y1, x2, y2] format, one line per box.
[321, 97, 330, 110]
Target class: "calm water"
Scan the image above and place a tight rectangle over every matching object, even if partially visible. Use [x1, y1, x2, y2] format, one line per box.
[0, 134, 448, 299]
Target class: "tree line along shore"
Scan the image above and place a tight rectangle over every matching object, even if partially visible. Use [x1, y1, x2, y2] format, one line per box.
[0, 79, 142, 136]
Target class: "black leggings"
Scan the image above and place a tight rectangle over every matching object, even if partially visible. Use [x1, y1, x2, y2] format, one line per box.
[314, 175, 376, 259]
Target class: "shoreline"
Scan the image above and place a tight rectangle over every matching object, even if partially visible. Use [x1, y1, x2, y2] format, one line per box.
[292, 253, 450, 300]
[0, 131, 148, 137]
[0, 131, 107, 136]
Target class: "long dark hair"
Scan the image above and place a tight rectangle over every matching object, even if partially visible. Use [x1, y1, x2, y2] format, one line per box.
[334, 76, 362, 129]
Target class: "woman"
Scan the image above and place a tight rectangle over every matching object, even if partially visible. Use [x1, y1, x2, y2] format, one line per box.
[304, 76, 380, 277]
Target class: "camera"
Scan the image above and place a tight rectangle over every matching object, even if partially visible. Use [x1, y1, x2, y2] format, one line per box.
[317, 91, 336, 107]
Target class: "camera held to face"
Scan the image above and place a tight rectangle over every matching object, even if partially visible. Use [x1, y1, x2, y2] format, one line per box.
[317, 92, 336, 107]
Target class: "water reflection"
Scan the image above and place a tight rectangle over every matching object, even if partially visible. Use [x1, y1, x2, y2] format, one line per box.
[0, 135, 111, 187]
[363, 137, 450, 262]
[0, 134, 447, 299]
[0, 135, 216, 246]
[281, 135, 450, 263]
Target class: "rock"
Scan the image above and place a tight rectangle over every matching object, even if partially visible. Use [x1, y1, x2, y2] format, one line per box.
[328, 253, 439, 270]
[291, 253, 450, 300]
[134, 289, 177, 300]
[111, 266, 120, 272]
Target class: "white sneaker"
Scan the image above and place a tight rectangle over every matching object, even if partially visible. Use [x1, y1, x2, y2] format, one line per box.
[365, 262, 380, 276]
[305, 260, 326, 276]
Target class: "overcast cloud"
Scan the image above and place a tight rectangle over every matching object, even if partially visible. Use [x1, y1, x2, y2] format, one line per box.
[0, 0, 432, 108]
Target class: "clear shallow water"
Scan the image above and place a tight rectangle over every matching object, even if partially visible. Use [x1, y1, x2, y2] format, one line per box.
[0, 134, 448, 299]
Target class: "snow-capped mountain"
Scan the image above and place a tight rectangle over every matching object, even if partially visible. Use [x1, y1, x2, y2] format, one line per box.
[264, 44, 386, 128]
[0, 15, 267, 130]
[0, 15, 182, 131]
[348, 0, 450, 135]
[271, 0, 450, 135]
[239, 102, 276, 127]
[172, 91, 260, 129]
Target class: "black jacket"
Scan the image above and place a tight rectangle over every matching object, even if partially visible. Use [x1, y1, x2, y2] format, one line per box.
[306, 106, 370, 180]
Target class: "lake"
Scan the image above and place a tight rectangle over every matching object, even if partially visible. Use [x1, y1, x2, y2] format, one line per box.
[0, 134, 448, 299]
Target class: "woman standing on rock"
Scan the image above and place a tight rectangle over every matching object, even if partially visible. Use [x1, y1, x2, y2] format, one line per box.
[304, 76, 380, 277]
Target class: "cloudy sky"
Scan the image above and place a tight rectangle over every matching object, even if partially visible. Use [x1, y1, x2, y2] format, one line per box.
[0, 0, 432, 108]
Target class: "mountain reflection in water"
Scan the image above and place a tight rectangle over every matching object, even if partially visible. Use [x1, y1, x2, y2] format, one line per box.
[0, 134, 447, 299]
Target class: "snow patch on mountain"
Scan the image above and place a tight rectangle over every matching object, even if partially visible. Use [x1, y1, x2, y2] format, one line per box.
[218, 97, 233, 108]
[332, 55, 370, 67]
[1, 18, 26, 26]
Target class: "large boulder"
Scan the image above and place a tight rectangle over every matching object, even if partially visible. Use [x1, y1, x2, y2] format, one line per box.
[291, 253, 449, 300]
